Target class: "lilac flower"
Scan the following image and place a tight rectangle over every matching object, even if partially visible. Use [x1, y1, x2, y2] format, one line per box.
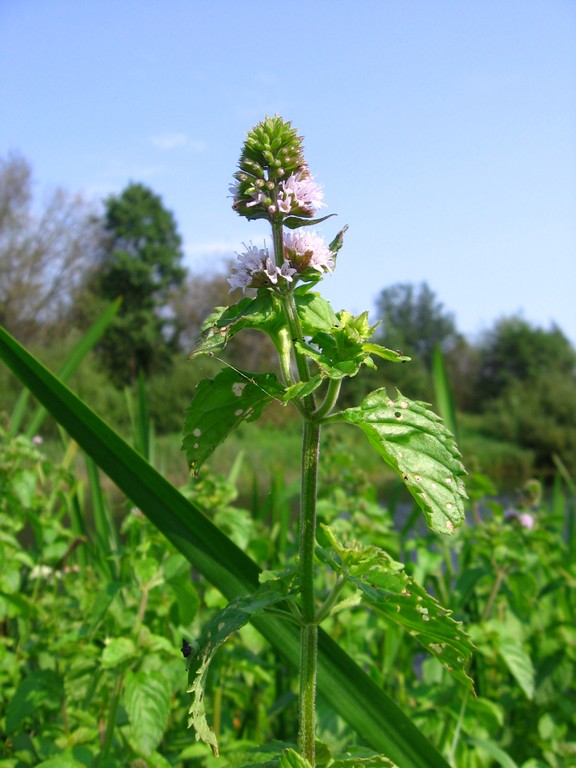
[518, 512, 535, 530]
[283, 231, 334, 275]
[277, 170, 325, 216]
[228, 244, 297, 293]
[505, 508, 535, 530]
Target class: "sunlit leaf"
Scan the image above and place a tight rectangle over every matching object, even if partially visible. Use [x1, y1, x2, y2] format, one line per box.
[296, 292, 339, 335]
[279, 749, 313, 767]
[325, 388, 467, 534]
[297, 310, 409, 381]
[497, 637, 535, 700]
[101, 637, 137, 668]
[124, 670, 171, 756]
[318, 525, 474, 690]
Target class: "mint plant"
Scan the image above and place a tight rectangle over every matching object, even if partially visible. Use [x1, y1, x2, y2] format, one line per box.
[186, 116, 471, 766]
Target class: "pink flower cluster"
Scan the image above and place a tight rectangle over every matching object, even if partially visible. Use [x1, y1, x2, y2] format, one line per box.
[228, 244, 297, 293]
[228, 230, 334, 293]
[275, 171, 325, 215]
[283, 230, 334, 274]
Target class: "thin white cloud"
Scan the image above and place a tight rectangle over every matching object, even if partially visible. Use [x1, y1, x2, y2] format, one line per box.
[186, 240, 239, 257]
[150, 133, 207, 152]
[151, 132, 188, 150]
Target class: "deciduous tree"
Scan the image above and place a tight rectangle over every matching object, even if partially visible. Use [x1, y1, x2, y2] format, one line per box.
[0, 153, 100, 344]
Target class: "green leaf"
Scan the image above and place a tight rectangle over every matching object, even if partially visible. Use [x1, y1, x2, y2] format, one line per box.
[279, 749, 313, 768]
[101, 637, 137, 668]
[326, 388, 467, 534]
[331, 756, 397, 767]
[296, 292, 339, 334]
[5, 670, 63, 733]
[297, 311, 409, 381]
[497, 637, 535, 700]
[0, 325, 453, 768]
[186, 578, 296, 754]
[467, 738, 520, 768]
[182, 367, 285, 475]
[35, 753, 91, 768]
[318, 526, 474, 690]
[282, 213, 336, 229]
[189, 292, 284, 358]
[124, 670, 171, 757]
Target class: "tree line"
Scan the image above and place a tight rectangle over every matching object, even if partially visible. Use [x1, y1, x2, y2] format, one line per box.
[1, 153, 575, 475]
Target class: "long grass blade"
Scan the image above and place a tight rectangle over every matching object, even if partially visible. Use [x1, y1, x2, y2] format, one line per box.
[431, 344, 459, 444]
[9, 299, 121, 438]
[0, 325, 451, 768]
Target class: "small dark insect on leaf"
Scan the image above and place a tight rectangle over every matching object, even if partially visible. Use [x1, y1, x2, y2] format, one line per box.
[181, 638, 193, 658]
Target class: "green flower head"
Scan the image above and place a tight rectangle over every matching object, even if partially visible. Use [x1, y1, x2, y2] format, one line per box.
[231, 115, 324, 222]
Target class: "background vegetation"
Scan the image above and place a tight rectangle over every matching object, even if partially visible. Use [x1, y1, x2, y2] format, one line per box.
[1, 152, 575, 487]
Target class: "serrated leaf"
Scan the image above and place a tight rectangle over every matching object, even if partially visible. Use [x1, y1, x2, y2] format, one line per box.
[296, 310, 409, 381]
[326, 388, 467, 534]
[186, 578, 296, 755]
[363, 343, 411, 364]
[318, 526, 474, 691]
[101, 637, 137, 668]
[279, 749, 313, 767]
[497, 637, 535, 699]
[124, 670, 171, 756]
[296, 292, 339, 335]
[189, 292, 283, 358]
[182, 367, 285, 475]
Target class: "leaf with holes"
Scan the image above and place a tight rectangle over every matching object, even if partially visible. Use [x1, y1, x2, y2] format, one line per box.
[325, 388, 467, 534]
[182, 367, 285, 475]
[317, 525, 474, 691]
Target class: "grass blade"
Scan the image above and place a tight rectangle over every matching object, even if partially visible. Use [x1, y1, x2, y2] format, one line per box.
[431, 344, 459, 444]
[9, 299, 121, 438]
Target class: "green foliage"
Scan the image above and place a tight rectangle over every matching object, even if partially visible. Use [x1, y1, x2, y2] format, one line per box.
[371, 282, 461, 401]
[480, 371, 576, 475]
[0, 327, 456, 768]
[466, 316, 576, 475]
[94, 182, 187, 385]
[474, 316, 576, 403]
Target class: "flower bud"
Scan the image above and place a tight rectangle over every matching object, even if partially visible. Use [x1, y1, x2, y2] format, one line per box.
[232, 115, 324, 222]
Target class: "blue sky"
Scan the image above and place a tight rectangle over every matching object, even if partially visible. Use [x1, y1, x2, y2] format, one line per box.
[1, 0, 575, 344]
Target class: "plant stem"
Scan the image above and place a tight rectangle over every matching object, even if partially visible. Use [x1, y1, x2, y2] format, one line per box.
[298, 419, 321, 765]
[271, 217, 320, 765]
